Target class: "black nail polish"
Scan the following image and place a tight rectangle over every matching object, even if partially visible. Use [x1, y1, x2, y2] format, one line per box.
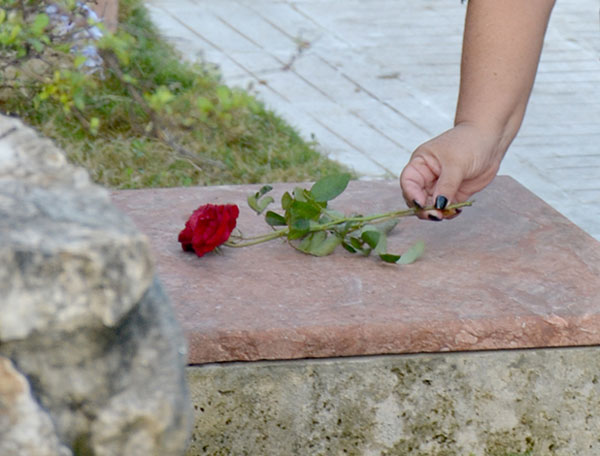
[435, 195, 448, 210]
[412, 199, 423, 210]
[428, 214, 442, 222]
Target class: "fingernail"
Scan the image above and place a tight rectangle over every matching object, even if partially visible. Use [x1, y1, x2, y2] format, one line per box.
[428, 214, 442, 222]
[412, 199, 423, 210]
[435, 195, 448, 210]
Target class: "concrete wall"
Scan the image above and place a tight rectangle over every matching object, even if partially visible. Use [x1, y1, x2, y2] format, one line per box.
[187, 347, 600, 456]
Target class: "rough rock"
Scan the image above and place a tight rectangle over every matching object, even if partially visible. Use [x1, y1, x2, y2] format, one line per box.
[0, 356, 71, 456]
[2, 279, 191, 455]
[0, 114, 191, 454]
[0, 115, 153, 340]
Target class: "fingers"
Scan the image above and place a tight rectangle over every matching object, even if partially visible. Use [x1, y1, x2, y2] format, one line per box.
[430, 163, 464, 216]
[400, 123, 507, 221]
[400, 156, 437, 220]
[400, 135, 473, 220]
[401, 151, 466, 220]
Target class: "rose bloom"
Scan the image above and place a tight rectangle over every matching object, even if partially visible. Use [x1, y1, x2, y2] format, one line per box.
[178, 204, 239, 257]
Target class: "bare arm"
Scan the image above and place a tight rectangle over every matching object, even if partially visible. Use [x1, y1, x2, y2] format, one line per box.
[456, 0, 556, 151]
[400, 0, 555, 218]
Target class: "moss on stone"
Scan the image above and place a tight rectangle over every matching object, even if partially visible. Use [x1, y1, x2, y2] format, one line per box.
[186, 349, 600, 455]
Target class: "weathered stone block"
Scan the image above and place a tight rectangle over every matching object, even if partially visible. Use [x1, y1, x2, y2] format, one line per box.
[186, 348, 600, 456]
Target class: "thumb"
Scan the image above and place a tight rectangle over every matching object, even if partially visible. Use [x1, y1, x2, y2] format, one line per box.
[432, 164, 464, 207]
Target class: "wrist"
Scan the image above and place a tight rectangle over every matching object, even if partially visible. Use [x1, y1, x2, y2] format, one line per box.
[452, 119, 514, 162]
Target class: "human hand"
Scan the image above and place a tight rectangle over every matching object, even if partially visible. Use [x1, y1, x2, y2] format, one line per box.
[400, 123, 506, 220]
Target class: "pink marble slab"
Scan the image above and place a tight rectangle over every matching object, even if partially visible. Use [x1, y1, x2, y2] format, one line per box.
[111, 177, 600, 364]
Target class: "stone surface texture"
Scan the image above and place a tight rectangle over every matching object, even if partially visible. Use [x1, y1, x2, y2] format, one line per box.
[0, 115, 152, 340]
[112, 178, 600, 364]
[0, 356, 71, 456]
[0, 115, 191, 455]
[187, 347, 600, 456]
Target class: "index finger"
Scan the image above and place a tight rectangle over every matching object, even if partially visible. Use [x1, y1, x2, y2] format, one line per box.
[400, 158, 437, 208]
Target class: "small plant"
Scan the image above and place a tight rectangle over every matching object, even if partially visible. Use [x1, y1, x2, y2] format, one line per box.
[0, 0, 348, 188]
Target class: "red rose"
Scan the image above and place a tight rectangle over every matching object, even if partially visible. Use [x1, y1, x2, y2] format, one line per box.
[178, 204, 239, 257]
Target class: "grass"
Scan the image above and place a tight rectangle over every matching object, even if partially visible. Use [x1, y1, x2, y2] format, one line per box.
[1, 0, 350, 189]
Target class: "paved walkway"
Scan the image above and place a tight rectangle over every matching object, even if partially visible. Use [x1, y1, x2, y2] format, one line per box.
[146, 0, 600, 240]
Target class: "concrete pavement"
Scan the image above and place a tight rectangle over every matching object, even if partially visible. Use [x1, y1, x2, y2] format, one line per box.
[145, 0, 600, 240]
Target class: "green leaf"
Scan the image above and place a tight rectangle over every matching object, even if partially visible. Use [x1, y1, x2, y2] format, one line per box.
[157, 86, 175, 104]
[361, 229, 387, 255]
[289, 200, 321, 221]
[197, 96, 214, 113]
[397, 240, 425, 265]
[341, 242, 357, 254]
[319, 209, 345, 225]
[297, 234, 312, 252]
[323, 209, 344, 220]
[288, 218, 310, 240]
[310, 234, 342, 256]
[380, 253, 401, 263]
[257, 185, 273, 197]
[27, 37, 44, 52]
[247, 195, 271, 214]
[73, 92, 85, 111]
[31, 13, 50, 37]
[0, 9, 6, 25]
[281, 192, 293, 211]
[310, 173, 351, 202]
[298, 231, 326, 252]
[9, 24, 21, 44]
[257, 196, 274, 213]
[293, 186, 309, 203]
[349, 237, 364, 251]
[296, 232, 342, 256]
[55, 43, 71, 53]
[361, 230, 380, 249]
[247, 186, 274, 215]
[89, 117, 100, 136]
[374, 232, 387, 255]
[265, 211, 286, 227]
[247, 193, 260, 213]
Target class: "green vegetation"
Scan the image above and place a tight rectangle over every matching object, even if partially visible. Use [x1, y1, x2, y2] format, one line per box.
[0, 0, 348, 188]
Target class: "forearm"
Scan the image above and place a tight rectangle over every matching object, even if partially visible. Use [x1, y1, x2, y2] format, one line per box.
[455, 0, 555, 154]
